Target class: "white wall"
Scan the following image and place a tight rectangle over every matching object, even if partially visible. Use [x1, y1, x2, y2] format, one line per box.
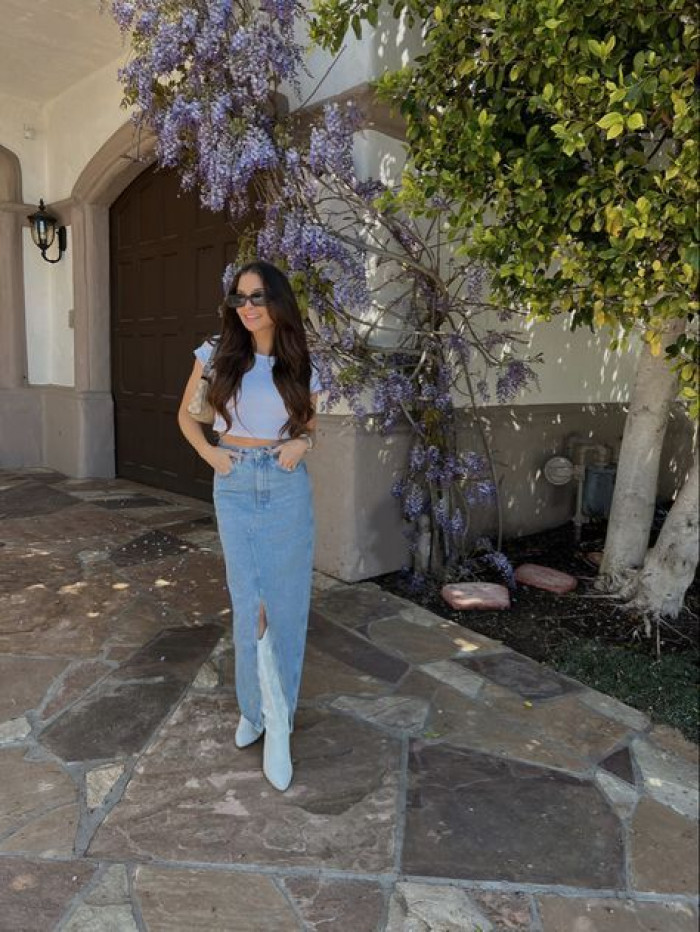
[21, 225, 74, 386]
[289, 6, 423, 109]
[0, 91, 46, 204]
[45, 54, 129, 201]
[50, 224, 74, 385]
[22, 227, 51, 384]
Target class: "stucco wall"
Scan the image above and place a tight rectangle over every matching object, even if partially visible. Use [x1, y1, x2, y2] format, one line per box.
[0, 91, 45, 204]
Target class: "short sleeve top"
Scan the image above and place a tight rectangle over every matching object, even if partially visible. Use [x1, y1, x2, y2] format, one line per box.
[194, 339, 322, 439]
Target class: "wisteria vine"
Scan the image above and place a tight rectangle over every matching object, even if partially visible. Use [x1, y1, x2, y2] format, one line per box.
[110, 0, 540, 583]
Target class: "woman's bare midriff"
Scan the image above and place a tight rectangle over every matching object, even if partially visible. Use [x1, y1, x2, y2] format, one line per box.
[218, 434, 281, 447]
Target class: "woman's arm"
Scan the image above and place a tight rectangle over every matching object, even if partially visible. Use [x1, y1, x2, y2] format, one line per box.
[177, 360, 234, 475]
[274, 392, 319, 469]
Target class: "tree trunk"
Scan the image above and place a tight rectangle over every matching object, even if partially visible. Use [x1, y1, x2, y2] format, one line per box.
[598, 321, 685, 592]
[628, 447, 698, 620]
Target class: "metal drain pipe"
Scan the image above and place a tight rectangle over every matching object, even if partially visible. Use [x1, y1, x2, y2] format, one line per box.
[543, 436, 615, 543]
[569, 440, 613, 542]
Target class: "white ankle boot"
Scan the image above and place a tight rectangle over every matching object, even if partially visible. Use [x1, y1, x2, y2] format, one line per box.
[235, 716, 263, 749]
[257, 630, 292, 791]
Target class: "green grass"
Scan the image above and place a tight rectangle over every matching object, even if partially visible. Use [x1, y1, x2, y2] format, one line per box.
[551, 638, 699, 741]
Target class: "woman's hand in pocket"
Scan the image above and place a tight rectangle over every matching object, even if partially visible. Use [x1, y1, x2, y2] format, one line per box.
[202, 445, 237, 476]
[272, 439, 307, 471]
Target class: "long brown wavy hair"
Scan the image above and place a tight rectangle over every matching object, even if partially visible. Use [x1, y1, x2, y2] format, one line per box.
[207, 260, 314, 438]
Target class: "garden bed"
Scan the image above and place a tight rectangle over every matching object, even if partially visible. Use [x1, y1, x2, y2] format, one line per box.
[370, 520, 699, 741]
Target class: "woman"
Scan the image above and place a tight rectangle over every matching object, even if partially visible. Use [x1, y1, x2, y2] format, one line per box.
[177, 260, 321, 792]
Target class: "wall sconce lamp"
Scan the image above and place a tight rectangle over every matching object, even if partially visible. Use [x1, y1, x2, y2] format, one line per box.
[27, 199, 67, 264]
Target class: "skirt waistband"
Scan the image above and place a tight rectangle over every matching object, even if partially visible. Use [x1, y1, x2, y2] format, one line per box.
[218, 441, 279, 455]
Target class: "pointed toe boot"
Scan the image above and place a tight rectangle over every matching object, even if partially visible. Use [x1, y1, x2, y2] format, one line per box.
[258, 631, 293, 791]
[235, 715, 263, 749]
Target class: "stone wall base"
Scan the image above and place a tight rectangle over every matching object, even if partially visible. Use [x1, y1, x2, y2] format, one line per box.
[0, 386, 114, 477]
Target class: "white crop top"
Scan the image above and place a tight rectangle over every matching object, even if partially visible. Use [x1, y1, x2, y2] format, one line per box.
[194, 339, 322, 439]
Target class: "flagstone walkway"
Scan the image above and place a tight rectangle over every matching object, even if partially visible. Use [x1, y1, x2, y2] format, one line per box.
[0, 467, 698, 932]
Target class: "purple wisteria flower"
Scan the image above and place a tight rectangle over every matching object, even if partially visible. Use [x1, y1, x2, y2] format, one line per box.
[308, 103, 360, 183]
[480, 549, 516, 589]
[403, 482, 426, 520]
[496, 360, 540, 404]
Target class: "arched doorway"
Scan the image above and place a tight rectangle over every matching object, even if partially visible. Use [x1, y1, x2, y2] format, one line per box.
[110, 165, 239, 499]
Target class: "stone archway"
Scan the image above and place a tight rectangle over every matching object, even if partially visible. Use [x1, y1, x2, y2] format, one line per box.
[0, 143, 38, 467]
[65, 123, 158, 477]
[0, 143, 27, 392]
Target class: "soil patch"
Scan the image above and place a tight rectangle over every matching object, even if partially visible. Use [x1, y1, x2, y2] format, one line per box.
[371, 520, 699, 741]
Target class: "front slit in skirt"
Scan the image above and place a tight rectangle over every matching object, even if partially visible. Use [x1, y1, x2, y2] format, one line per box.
[213, 442, 315, 732]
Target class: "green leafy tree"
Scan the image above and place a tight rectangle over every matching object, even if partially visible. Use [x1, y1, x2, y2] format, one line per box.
[311, 0, 699, 619]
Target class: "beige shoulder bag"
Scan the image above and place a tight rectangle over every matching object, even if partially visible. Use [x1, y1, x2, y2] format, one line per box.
[187, 356, 216, 424]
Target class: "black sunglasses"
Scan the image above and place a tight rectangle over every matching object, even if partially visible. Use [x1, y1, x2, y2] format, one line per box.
[226, 290, 269, 309]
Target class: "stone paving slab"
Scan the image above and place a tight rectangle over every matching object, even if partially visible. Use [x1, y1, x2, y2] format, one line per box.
[281, 876, 386, 930]
[134, 866, 298, 931]
[307, 610, 409, 683]
[90, 494, 170, 510]
[124, 551, 231, 619]
[387, 883, 532, 931]
[0, 656, 68, 720]
[403, 743, 624, 887]
[110, 529, 196, 567]
[39, 625, 222, 762]
[0, 502, 144, 547]
[537, 896, 698, 932]
[61, 863, 139, 932]
[0, 468, 697, 931]
[631, 735, 699, 820]
[0, 749, 79, 855]
[629, 797, 699, 893]
[420, 682, 630, 772]
[0, 481, 82, 519]
[458, 650, 582, 701]
[40, 660, 114, 721]
[368, 615, 483, 663]
[312, 583, 410, 627]
[299, 643, 391, 700]
[600, 745, 637, 784]
[0, 568, 137, 656]
[0, 857, 96, 932]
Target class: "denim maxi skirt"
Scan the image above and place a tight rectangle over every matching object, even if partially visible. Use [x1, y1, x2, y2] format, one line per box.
[213, 441, 315, 732]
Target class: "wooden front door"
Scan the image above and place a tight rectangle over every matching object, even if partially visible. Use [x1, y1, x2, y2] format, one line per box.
[110, 166, 239, 500]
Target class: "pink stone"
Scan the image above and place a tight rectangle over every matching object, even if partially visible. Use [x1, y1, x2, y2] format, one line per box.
[441, 583, 510, 611]
[514, 563, 577, 594]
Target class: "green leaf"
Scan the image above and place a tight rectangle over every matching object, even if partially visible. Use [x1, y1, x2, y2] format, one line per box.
[682, 244, 700, 273]
[526, 125, 540, 146]
[597, 112, 624, 130]
[627, 112, 645, 130]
